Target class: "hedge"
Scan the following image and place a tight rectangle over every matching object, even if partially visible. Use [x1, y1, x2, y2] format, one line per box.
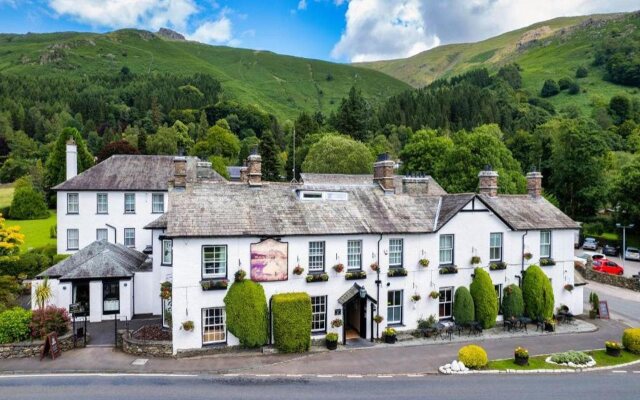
[622, 328, 640, 354]
[470, 268, 498, 328]
[453, 287, 474, 325]
[0, 307, 32, 344]
[271, 292, 311, 353]
[223, 280, 268, 348]
[458, 344, 488, 369]
[522, 265, 554, 320]
[501, 284, 524, 320]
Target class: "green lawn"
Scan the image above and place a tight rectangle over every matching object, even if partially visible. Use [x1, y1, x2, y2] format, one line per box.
[487, 349, 640, 371]
[5, 213, 57, 252]
[0, 183, 14, 209]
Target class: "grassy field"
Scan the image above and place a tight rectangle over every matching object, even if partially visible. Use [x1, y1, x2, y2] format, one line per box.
[487, 349, 640, 371]
[0, 30, 410, 120]
[5, 213, 56, 252]
[0, 183, 14, 209]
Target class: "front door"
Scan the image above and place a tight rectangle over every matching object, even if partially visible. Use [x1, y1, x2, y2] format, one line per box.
[345, 298, 367, 339]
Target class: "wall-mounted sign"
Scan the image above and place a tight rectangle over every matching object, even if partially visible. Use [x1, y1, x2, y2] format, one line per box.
[250, 238, 288, 282]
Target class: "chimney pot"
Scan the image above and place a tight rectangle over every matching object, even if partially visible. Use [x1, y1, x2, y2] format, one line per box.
[373, 154, 395, 191]
[526, 170, 543, 198]
[247, 153, 262, 186]
[66, 139, 78, 180]
[478, 168, 499, 197]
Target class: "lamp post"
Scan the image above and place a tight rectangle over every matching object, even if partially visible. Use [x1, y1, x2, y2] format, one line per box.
[616, 223, 635, 269]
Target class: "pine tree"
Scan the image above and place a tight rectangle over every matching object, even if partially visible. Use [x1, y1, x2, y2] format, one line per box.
[332, 86, 373, 142]
[259, 130, 281, 181]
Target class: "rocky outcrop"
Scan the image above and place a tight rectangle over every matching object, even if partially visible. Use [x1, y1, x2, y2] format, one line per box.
[157, 28, 185, 41]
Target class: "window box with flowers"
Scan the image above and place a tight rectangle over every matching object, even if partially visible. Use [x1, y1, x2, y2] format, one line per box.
[345, 270, 367, 280]
[514, 347, 529, 366]
[383, 327, 397, 344]
[429, 291, 440, 300]
[200, 279, 228, 291]
[333, 263, 344, 273]
[439, 265, 458, 275]
[293, 265, 304, 275]
[540, 257, 556, 267]
[387, 267, 408, 277]
[605, 341, 622, 357]
[489, 261, 507, 271]
[306, 273, 329, 283]
[418, 258, 430, 268]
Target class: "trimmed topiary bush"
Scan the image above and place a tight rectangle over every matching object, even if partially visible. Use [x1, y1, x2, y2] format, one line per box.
[272, 292, 311, 353]
[501, 284, 524, 320]
[522, 265, 554, 320]
[223, 280, 268, 348]
[622, 328, 640, 354]
[470, 268, 498, 328]
[0, 307, 32, 343]
[458, 344, 488, 369]
[453, 287, 474, 325]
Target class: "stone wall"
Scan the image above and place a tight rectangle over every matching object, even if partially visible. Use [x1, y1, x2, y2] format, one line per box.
[576, 264, 640, 292]
[0, 332, 83, 359]
[121, 331, 173, 358]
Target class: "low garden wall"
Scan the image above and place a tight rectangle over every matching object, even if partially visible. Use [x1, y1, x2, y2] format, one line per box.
[576, 264, 640, 292]
[0, 332, 82, 359]
[121, 330, 173, 358]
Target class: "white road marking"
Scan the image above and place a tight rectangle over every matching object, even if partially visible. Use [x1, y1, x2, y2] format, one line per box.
[286, 374, 303, 377]
[612, 370, 627, 374]
[407, 374, 424, 377]
[223, 374, 239, 377]
[377, 375, 393, 378]
[317, 374, 333, 378]
[347, 375, 362, 378]
[131, 359, 148, 366]
[0, 373, 197, 379]
[633, 371, 640, 374]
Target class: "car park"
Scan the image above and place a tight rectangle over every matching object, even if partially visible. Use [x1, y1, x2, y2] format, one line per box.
[625, 247, 640, 261]
[602, 244, 619, 257]
[593, 259, 624, 275]
[582, 237, 598, 251]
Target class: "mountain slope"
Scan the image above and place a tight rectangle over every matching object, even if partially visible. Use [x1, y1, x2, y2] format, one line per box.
[0, 29, 410, 120]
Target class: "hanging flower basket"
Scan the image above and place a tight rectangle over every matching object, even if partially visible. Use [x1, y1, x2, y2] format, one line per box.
[234, 269, 246, 282]
[293, 265, 304, 275]
[331, 318, 343, 328]
[523, 252, 533, 260]
[564, 284, 574, 292]
[333, 263, 344, 273]
[418, 258, 430, 267]
[373, 315, 384, 324]
[411, 294, 422, 302]
[160, 281, 172, 300]
[429, 291, 440, 299]
[181, 321, 194, 332]
[370, 262, 379, 272]
[471, 256, 481, 265]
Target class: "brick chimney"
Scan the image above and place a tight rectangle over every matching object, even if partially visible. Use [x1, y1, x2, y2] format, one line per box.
[478, 165, 498, 197]
[173, 156, 187, 190]
[402, 174, 430, 196]
[374, 153, 395, 191]
[247, 150, 262, 186]
[239, 165, 248, 183]
[526, 169, 543, 198]
[66, 138, 77, 180]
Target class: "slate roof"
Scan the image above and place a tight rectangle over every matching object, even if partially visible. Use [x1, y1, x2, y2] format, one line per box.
[38, 241, 151, 280]
[300, 173, 447, 196]
[478, 194, 580, 230]
[53, 155, 225, 191]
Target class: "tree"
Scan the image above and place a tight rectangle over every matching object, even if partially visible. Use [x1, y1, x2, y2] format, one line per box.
[9, 184, 49, 220]
[540, 79, 560, 98]
[453, 287, 474, 325]
[522, 265, 554, 320]
[190, 119, 240, 163]
[501, 284, 524, 320]
[259, 130, 281, 181]
[0, 215, 24, 265]
[209, 155, 230, 179]
[96, 140, 140, 163]
[223, 280, 268, 348]
[470, 268, 498, 329]
[302, 135, 374, 174]
[44, 127, 94, 189]
[609, 95, 632, 125]
[147, 122, 194, 155]
[400, 129, 453, 176]
[0, 275, 20, 313]
[497, 64, 522, 89]
[567, 81, 580, 95]
[575, 66, 588, 78]
[331, 87, 374, 141]
[558, 77, 573, 91]
[614, 156, 640, 225]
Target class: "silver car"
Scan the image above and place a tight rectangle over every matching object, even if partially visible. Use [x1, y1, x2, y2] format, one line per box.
[625, 247, 640, 261]
[583, 237, 598, 251]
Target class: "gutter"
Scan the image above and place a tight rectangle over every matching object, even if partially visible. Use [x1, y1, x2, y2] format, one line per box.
[433, 197, 442, 231]
[106, 224, 117, 244]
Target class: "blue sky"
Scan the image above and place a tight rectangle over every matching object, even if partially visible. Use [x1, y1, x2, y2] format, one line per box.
[0, 1, 638, 62]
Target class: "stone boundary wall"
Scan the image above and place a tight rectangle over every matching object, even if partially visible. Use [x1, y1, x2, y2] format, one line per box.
[0, 332, 83, 359]
[121, 331, 173, 358]
[576, 264, 640, 292]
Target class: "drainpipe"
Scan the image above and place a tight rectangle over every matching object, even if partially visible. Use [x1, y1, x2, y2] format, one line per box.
[106, 224, 117, 244]
[375, 233, 382, 340]
[268, 296, 273, 346]
[519, 230, 529, 287]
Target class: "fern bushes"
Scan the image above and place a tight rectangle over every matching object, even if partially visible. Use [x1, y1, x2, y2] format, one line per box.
[470, 268, 498, 328]
[272, 292, 311, 353]
[223, 280, 268, 348]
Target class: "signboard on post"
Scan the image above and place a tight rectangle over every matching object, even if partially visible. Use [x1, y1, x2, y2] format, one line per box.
[598, 300, 610, 319]
[69, 302, 84, 315]
[40, 332, 61, 361]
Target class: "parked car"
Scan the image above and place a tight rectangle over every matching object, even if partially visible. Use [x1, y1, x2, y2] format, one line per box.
[575, 252, 605, 265]
[582, 237, 599, 251]
[602, 244, 619, 257]
[593, 259, 624, 276]
[625, 247, 640, 261]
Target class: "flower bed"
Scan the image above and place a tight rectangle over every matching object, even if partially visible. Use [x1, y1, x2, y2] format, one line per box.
[546, 351, 595, 368]
[132, 325, 172, 341]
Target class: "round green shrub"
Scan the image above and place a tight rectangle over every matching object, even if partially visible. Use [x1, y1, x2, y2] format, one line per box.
[622, 328, 640, 354]
[9, 185, 49, 220]
[223, 280, 268, 348]
[453, 286, 474, 325]
[458, 344, 488, 369]
[0, 307, 32, 344]
[271, 292, 311, 353]
[522, 265, 554, 320]
[541, 79, 560, 98]
[576, 66, 588, 78]
[470, 268, 498, 328]
[501, 284, 524, 320]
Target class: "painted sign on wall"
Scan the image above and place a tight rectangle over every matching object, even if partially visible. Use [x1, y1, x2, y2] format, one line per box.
[250, 239, 288, 282]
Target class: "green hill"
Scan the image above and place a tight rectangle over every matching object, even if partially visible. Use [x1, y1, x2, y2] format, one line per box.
[0, 29, 410, 120]
[358, 12, 640, 111]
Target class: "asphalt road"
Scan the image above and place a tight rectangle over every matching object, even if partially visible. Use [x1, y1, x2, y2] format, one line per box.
[575, 248, 640, 278]
[0, 374, 638, 400]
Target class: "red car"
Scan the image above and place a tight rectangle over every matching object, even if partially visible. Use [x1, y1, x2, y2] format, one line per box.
[593, 259, 624, 276]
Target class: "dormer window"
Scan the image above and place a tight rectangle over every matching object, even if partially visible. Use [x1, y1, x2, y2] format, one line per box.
[299, 191, 348, 201]
[301, 192, 322, 200]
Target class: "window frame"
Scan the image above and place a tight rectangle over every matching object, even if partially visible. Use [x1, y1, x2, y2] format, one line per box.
[124, 193, 136, 214]
[202, 245, 228, 279]
[161, 239, 173, 266]
[494, 284, 503, 316]
[96, 193, 108, 214]
[489, 232, 503, 262]
[387, 289, 403, 325]
[67, 193, 79, 214]
[308, 241, 326, 273]
[96, 228, 108, 242]
[310, 295, 328, 334]
[102, 279, 120, 315]
[202, 307, 227, 345]
[438, 286, 453, 319]
[347, 240, 362, 271]
[152, 193, 165, 214]
[540, 230, 552, 258]
[124, 228, 135, 248]
[67, 229, 79, 250]
[388, 238, 404, 269]
[439, 234, 455, 265]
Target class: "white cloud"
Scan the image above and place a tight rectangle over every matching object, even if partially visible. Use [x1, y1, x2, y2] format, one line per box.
[188, 15, 232, 44]
[298, 0, 307, 10]
[331, 0, 439, 62]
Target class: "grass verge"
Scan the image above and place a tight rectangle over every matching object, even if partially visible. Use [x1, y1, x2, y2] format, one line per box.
[5, 213, 57, 252]
[487, 349, 640, 371]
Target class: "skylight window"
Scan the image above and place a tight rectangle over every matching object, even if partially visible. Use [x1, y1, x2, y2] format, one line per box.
[299, 191, 348, 201]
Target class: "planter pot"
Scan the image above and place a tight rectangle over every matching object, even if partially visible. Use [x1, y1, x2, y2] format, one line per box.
[384, 335, 397, 344]
[606, 347, 621, 357]
[326, 340, 338, 350]
[544, 322, 555, 332]
[589, 310, 597, 319]
[515, 356, 529, 366]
